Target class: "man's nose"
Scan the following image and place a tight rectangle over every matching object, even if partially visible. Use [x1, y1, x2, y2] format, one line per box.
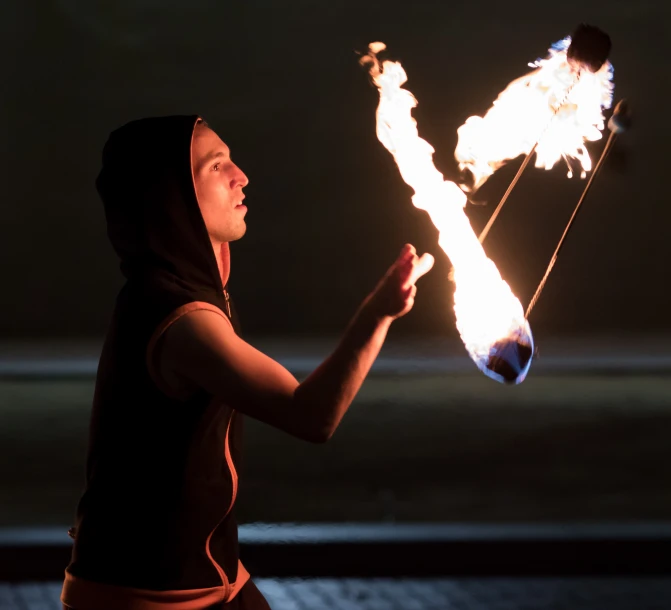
[231, 165, 249, 189]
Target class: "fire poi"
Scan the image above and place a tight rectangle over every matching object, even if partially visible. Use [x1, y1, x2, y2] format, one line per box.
[457, 24, 615, 244]
[360, 25, 626, 384]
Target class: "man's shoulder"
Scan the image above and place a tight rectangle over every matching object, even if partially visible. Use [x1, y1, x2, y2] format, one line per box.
[154, 303, 235, 399]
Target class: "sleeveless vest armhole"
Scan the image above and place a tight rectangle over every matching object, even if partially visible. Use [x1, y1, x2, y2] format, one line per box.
[146, 301, 233, 401]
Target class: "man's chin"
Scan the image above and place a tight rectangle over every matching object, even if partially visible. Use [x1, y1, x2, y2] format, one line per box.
[229, 223, 247, 242]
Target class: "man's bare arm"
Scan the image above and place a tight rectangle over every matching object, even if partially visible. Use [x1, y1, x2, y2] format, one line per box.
[160, 245, 434, 443]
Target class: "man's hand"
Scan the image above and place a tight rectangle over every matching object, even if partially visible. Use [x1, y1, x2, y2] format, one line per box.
[365, 244, 435, 320]
[160, 244, 434, 443]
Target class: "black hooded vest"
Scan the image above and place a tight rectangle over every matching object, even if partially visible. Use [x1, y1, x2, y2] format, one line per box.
[62, 116, 248, 608]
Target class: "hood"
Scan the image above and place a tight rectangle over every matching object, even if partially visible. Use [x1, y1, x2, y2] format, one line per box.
[96, 115, 229, 294]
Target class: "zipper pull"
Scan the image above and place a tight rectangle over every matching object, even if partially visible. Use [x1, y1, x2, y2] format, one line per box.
[223, 290, 232, 319]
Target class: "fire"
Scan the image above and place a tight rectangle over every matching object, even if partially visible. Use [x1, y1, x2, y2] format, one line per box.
[456, 36, 614, 191]
[361, 43, 533, 383]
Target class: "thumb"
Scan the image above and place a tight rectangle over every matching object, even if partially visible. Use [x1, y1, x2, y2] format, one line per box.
[405, 252, 435, 287]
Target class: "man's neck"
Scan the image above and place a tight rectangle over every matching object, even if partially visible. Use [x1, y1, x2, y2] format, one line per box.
[211, 238, 225, 287]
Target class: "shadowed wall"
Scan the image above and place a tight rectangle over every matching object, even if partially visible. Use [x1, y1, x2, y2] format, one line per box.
[0, 0, 667, 338]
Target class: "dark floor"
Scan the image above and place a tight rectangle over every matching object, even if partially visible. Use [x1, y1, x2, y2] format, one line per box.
[2, 358, 671, 525]
[3, 578, 671, 610]
[2, 339, 671, 606]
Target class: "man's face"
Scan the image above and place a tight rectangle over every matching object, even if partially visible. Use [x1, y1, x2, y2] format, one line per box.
[191, 122, 249, 244]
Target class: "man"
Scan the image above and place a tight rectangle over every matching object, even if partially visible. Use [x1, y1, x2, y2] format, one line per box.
[61, 116, 434, 609]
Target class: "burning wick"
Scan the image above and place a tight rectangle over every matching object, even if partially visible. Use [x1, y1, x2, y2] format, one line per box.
[567, 24, 612, 74]
[360, 43, 534, 384]
[456, 23, 614, 199]
[475, 24, 615, 245]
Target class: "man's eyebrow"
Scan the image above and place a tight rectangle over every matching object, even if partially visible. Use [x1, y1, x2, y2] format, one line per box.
[200, 149, 229, 167]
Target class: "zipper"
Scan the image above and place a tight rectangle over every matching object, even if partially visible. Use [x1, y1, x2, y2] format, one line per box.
[204, 411, 238, 601]
[223, 289, 232, 319]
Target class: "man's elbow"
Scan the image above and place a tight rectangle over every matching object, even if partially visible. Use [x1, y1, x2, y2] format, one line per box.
[299, 422, 336, 444]
[287, 394, 338, 443]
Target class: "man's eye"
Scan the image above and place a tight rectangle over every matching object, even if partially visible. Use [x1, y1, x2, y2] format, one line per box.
[212, 162, 220, 171]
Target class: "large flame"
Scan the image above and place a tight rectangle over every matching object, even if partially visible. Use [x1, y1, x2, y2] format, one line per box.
[361, 43, 532, 383]
[456, 37, 614, 191]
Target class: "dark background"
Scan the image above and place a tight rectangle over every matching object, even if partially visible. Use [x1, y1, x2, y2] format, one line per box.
[0, 0, 666, 341]
[3, 10, 671, 602]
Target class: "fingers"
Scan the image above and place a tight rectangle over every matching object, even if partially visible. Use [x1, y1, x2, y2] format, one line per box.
[408, 284, 418, 300]
[397, 243, 416, 264]
[393, 244, 415, 285]
[401, 284, 418, 313]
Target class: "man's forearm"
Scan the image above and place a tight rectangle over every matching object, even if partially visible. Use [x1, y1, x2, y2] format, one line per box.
[292, 299, 393, 442]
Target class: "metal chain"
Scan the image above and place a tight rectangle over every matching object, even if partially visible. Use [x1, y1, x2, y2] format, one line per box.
[478, 76, 580, 245]
[525, 129, 619, 318]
